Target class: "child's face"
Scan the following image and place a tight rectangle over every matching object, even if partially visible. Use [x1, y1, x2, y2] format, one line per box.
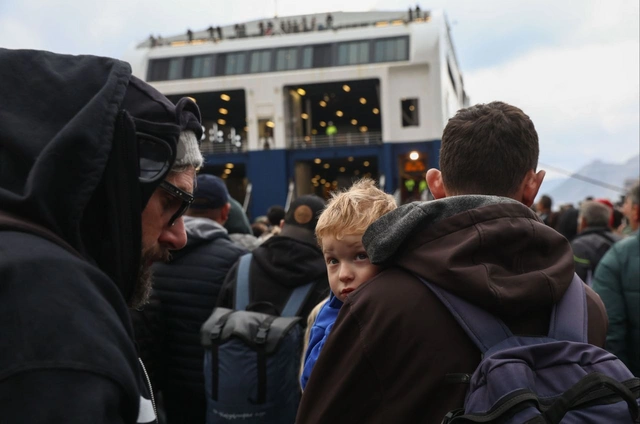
[322, 234, 380, 302]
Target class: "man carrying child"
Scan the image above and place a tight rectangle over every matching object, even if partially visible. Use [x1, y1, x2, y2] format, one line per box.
[296, 101, 608, 423]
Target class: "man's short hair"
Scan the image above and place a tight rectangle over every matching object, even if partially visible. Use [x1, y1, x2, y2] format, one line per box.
[539, 195, 553, 210]
[628, 183, 640, 206]
[440, 101, 539, 196]
[316, 179, 397, 248]
[579, 201, 611, 228]
[267, 205, 286, 226]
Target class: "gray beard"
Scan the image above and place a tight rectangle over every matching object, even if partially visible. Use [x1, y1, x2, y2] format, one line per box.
[129, 262, 154, 309]
[129, 248, 171, 309]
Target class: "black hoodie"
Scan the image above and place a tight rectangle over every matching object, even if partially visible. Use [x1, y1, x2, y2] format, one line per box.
[0, 49, 199, 423]
[217, 233, 329, 320]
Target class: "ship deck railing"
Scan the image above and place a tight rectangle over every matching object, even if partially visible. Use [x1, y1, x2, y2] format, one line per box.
[199, 131, 382, 154]
[290, 131, 382, 149]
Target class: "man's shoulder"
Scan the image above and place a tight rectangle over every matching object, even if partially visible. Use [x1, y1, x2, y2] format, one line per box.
[346, 267, 436, 320]
[615, 232, 640, 251]
[601, 233, 639, 264]
[0, 233, 137, 386]
[187, 233, 248, 260]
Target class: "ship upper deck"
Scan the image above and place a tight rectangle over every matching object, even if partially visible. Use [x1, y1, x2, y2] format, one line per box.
[137, 10, 433, 50]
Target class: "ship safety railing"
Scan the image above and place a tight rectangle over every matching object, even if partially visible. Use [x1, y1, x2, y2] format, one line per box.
[200, 140, 248, 155]
[290, 131, 382, 149]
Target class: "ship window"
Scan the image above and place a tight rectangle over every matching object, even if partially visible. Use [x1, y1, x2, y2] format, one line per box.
[302, 47, 313, 69]
[148, 59, 170, 81]
[312, 44, 332, 67]
[167, 57, 184, 80]
[225, 52, 247, 75]
[250, 50, 272, 73]
[401, 98, 419, 127]
[185, 55, 215, 78]
[374, 37, 408, 62]
[276, 48, 298, 71]
[337, 41, 369, 66]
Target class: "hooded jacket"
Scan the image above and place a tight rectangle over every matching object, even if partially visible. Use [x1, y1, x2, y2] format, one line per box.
[0, 49, 200, 423]
[297, 196, 608, 424]
[217, 232, 329, 320]
[145, 216, 247, 421]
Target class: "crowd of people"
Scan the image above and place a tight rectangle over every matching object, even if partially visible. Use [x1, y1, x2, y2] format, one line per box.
[148, 5, 431, 48]
[0, 48, 638, 423]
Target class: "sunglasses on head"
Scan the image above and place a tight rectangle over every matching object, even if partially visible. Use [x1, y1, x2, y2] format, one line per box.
[138, 132, 175, 183]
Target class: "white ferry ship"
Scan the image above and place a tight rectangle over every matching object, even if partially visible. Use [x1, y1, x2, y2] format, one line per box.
[124, 8, 467, 218]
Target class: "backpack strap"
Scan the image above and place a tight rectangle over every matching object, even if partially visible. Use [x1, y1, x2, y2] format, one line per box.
[235, 253, 253, 311]
[0, 211, 83, 260]
[547, 274, 588, 343]
[417, 277, 512, 353]
[280, 282, 315, 317]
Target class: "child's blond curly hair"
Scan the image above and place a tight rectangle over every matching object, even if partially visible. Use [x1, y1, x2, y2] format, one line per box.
[315, 178, 397, 247]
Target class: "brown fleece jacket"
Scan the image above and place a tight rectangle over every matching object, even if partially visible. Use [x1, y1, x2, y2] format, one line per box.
[297, 196, 608, 424]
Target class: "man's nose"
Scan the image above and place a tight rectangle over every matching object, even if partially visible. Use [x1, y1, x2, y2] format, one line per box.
[159, 217, 188, 250]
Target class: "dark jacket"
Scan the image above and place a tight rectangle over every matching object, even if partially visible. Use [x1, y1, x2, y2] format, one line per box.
[297, 196, 608, 424]
[571, 226, 621, 284]
[593, 231, 640, 376]
[217, 234, 329, 320]
[0, 49, 197, 423]
[147, 217, 247, 422]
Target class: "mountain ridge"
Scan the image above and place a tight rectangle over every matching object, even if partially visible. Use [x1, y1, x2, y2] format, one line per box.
[540, 154, 639, 206]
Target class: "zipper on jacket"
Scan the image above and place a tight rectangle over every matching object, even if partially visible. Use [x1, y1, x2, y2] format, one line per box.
[138, 357, 158, 424]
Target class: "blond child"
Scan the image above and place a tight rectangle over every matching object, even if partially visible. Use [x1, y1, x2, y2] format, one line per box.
[300, 178, 396, 389]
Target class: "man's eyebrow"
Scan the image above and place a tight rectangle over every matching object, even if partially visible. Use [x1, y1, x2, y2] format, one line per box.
[173, 181, 194, 195]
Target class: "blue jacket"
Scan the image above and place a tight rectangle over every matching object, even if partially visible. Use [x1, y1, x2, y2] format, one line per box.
[300, 293, 343, 389]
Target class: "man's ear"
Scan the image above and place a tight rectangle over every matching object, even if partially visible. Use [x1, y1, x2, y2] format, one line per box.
[221, 203, 231, 222]
[577, 216, 586, 233]
[279, 219, 285, 229]
[426, 168, 446, 199]
[521, 170, 546, 207]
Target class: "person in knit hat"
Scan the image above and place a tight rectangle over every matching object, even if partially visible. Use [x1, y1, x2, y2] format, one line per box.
[0, 49, 203, 423]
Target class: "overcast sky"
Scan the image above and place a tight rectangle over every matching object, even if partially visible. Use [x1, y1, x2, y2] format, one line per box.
[1, 0, 638, 185]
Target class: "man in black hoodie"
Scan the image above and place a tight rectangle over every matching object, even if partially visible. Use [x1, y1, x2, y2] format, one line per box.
[297, 102, 608, 423]
[0, 49, 203, 423]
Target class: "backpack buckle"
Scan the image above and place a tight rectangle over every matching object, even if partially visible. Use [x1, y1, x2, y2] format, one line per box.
[441, 409, 464, 424]
[210, 323, 224, 340]
[255, 326, 269, 344]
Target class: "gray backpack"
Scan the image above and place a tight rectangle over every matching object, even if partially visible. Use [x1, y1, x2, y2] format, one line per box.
[201, 253, 313, 423]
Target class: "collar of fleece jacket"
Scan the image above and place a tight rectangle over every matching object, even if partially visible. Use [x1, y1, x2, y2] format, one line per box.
[363, 195, 575, 317]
